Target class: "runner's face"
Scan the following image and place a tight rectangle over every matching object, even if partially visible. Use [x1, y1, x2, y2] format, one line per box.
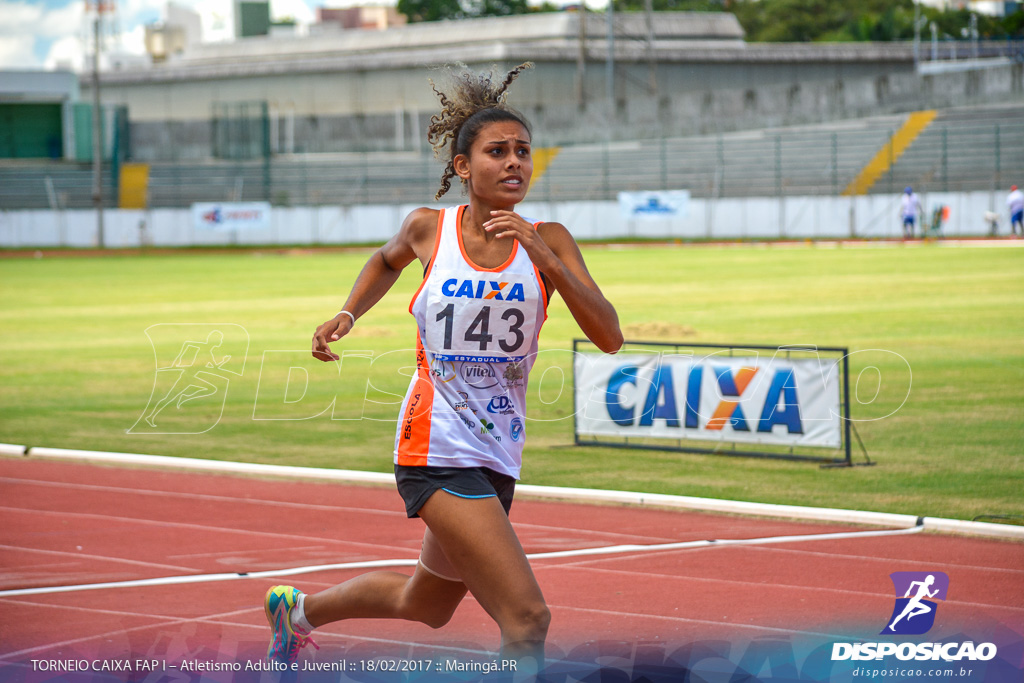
[458, 121, 533, 205]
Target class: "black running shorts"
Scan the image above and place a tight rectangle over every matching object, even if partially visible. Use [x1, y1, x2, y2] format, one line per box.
[394, 464, 516, 518]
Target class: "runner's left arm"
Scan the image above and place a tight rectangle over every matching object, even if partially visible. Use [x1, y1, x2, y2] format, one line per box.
[484, 211, 623, 354]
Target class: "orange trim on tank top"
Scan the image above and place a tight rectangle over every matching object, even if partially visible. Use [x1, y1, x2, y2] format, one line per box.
[531, 221, 549, 323]
[396, 332, 434, 466]
[408, 209, 446, 314]
[456, 205, 520, 273]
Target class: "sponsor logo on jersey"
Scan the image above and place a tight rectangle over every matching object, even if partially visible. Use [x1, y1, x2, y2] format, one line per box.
[402, 391, 422, 441]
[487, 395, 517, 415]
[474, 411, 497, 439]
[502, 362, 525, 388]
[460, 363, 500, 389]
[441, 279, 526, 302]
[510, 418, 524, 442]
[430, 357, 456, 383]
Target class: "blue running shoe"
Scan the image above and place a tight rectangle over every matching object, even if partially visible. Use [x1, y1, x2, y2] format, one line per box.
[265, 585, 318, 663]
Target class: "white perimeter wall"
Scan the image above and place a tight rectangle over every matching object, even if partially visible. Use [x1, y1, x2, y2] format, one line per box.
[0, 192, 1011, 248]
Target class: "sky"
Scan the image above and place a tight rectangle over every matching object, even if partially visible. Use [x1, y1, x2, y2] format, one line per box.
[0, 0, 598, 72]
[0, 0, 357, 71]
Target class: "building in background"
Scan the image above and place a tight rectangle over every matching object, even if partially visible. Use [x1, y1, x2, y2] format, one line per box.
[144, 3, 204, 64]
[0, 71, 79, 159]
[89, 10, 1022, 160]
[918, 0, 1021, 16]
[315, 6, 407, 32]
[144, 23, 187, 63]
[235, 0, 271, 38]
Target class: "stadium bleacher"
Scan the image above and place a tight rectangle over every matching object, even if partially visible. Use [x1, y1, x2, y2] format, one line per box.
[1, 104, 1021, 210]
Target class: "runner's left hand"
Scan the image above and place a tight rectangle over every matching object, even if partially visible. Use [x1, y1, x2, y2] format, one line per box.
[483, 210, 560, 274]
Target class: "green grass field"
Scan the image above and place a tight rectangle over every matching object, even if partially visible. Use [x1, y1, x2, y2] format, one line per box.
[1, 242, 1022, 522]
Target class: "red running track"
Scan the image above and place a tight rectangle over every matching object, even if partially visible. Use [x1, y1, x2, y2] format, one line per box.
[0, 456, 1022, 674]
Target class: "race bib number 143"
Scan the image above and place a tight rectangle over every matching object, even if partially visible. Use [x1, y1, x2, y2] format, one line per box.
[424, 272, 538, 363]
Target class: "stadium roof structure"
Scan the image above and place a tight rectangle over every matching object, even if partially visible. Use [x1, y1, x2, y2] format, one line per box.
[92, 12, 774, 83]
[96, 11, 919, 86]
[0, 70, 79, 102]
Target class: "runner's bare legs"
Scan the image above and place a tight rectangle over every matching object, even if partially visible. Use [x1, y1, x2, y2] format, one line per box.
[303, 491, 549, 673]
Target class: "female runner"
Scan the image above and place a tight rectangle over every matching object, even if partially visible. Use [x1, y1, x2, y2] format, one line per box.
[265, 62, 622, 675]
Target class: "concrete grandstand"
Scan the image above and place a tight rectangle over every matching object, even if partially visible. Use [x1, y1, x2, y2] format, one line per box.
[1, 11, 1022, 222]
[79, 11, 1023, 157]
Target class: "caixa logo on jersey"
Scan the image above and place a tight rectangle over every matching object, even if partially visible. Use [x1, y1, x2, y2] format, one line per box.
[441, 279, 526, 302]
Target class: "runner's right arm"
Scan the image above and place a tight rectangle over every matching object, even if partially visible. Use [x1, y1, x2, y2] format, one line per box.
[312, 208, 438, 362]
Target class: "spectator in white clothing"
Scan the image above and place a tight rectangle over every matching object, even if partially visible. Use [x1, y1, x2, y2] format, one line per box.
[1007, 185, 1023, 237]
[900, 186, 923, 239]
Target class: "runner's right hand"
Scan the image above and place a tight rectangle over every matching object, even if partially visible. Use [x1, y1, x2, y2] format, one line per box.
[312, 315, 353, 362]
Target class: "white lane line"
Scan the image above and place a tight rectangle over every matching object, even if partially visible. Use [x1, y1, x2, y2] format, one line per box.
[0, 476, 405, 519]
[0, 599, 498, 662]
[533, 564, 1024, 614]
[0, 604, 886, 664]
[512, 521, 681, 544]
[0, 621, 192, 661]
[526, 523, 925, 561]
[166, 544, 328, 561]
[0, 558, 421, 598]
[1, 476, 682, 546]
[0, 525, 924, 598]
[0, 505, 418, 557]
[19, 447, 1024, 539]
[546, 540, 1024, 579]
[0, 543, 199, 573]
[738, 543, 1024, 575]
[549, 604, 852, 640]
[199, 618, 499, 658]
[0, 596, 255, 622]
[0, 605, 259, 661]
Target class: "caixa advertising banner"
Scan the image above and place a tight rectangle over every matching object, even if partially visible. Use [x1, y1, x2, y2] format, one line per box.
[574, 347, 842, 450]
[192, 202, 271, 232]
[618, 190, 690, 220]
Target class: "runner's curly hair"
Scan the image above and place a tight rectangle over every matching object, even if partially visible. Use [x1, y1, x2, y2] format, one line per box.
[427, 62, 533, 200]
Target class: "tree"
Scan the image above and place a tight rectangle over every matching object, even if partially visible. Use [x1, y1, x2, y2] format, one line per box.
[471, 0, 529, 17]
[397, 0, 467, 23]
[613, 0, 726, 10]
[398, 0, 531, 23]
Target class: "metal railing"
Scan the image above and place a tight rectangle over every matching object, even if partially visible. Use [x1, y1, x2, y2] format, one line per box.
[2, 109, 1023, 211]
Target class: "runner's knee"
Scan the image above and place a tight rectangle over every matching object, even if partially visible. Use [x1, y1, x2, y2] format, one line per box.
[416, 602, 459, 629]
[413, 608, 455, 629]
[502, 602, 550, 642]
[398, 588, 461, 629]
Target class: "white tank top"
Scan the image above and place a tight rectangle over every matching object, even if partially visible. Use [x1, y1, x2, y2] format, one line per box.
[393, 205, 548, 479]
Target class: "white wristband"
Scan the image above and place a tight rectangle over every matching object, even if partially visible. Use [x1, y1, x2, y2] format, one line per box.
[337, 310, 356, 326]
